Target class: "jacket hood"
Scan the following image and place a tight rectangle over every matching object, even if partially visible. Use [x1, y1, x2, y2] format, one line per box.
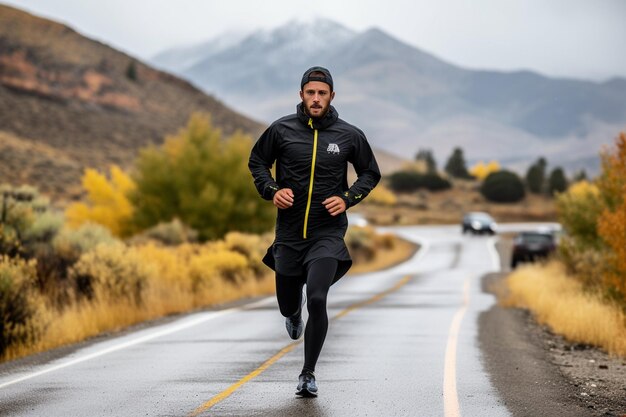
[297, 102, 339, 130]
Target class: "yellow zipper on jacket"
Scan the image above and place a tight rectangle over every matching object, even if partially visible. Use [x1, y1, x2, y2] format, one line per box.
[303, 118, 318, 239]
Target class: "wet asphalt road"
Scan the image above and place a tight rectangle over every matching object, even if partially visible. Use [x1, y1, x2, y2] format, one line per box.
[0, 224, 557, 417]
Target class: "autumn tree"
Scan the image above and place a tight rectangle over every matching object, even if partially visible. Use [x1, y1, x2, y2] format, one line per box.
[596, 133, 626, 304]
[129, 114, 275, 241]
[470, 160, 500, 181]
[65, 166, 135, 237]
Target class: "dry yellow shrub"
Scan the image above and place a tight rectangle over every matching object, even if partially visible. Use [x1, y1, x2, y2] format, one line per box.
[366, 184, 397, 206]
[0, 256, 42, 358]
[504, 261, 626, 356]
[69, 243, 155, 304]
[133, 243, 191, 286]
[189, 249, 249, 287]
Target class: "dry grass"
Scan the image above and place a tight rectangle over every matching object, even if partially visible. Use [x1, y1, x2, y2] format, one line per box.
[502, 261, 626, 357]
[1, 231, 411, 362]
[2, 271, 275, 361]
[349, 236, 416, 274]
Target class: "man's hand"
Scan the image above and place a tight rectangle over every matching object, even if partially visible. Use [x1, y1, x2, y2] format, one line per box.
[322, 196, 346, 216]
[273, 188, 294, 209]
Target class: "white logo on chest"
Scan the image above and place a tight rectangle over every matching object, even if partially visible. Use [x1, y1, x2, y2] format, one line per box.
[327, 143, 340, 154]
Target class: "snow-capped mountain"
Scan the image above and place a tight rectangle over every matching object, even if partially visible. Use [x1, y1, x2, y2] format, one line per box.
[152, 19, 626, 173]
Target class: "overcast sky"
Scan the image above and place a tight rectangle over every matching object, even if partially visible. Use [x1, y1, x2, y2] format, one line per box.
[4, 0, 626, 81]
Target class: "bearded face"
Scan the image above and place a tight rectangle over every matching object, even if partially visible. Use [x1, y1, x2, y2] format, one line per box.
[300, 81, 335, 119]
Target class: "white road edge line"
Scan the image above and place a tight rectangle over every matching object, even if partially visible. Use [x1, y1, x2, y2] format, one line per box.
[0, 297, 275, 389]
[443, 235, 499, 416]
[443, 277, 470, 417]
[487, 236, 502, 272]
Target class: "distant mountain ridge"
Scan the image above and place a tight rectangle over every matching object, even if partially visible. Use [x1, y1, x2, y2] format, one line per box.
[0, 4, 264, 199]
[152, 19, 626, 174]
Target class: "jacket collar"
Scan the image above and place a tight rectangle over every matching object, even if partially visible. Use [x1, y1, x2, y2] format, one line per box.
[297, 102, 339, 130]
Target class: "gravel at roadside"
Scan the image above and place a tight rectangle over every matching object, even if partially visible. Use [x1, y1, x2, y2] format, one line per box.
[532, 312, 626, 416]
[480, 272, 626, 417]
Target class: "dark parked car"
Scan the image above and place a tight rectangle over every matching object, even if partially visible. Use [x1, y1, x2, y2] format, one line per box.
[462, 212, 497, 235]
[511, 231, 557, 268]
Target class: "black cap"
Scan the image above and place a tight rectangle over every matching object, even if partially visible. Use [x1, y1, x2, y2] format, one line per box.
[300, 66, 333, 91]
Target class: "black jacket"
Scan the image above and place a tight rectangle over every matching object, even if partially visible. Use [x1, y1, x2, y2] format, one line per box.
[249, 103, 381, 242]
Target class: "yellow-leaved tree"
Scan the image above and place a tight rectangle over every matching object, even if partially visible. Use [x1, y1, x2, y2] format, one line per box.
[65, 166, 135, 237]
[470, 160, 500, 180]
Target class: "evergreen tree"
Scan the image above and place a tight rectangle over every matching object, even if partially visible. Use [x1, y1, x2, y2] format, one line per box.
[548, 167, 568, 195]
[525, 157, 547, 194]
[415, 149, 437, 173]
[444, 147, 471, 179]
[525, 165, 543, 193]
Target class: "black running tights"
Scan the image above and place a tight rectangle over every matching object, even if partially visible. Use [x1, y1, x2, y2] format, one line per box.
[275, 257, 338, 374]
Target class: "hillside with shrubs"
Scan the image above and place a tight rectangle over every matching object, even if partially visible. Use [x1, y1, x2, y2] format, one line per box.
[0, 4, 264, 201]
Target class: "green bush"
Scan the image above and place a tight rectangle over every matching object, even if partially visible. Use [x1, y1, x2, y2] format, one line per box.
[388, 171, 451, 193]
[0, 197, 35, 256]
[24, 211, 64, 244]
[1, 185, 54, 256]
[555, 182, 603, 249]
[480, 170, 526, 203]
[0, 256, 41, 356]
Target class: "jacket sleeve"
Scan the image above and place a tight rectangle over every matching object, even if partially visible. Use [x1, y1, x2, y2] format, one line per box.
[342, 129, 381, 208]
[248, 124, 281, 200]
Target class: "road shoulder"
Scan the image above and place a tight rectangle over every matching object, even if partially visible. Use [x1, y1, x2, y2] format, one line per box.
[479, 272, 626, 417]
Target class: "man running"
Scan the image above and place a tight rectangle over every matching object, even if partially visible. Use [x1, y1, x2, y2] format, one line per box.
[248, 66, 380, 397]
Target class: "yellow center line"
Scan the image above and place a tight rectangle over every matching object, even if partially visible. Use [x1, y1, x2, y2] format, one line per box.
[189, 275, 412, 416]
[443, 277, 471, 417]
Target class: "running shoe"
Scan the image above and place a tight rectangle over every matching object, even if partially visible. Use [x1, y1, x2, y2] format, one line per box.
[296, 371, 318, 397]
[285, 288, 306, 340]
[285, 313, 303, 340]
